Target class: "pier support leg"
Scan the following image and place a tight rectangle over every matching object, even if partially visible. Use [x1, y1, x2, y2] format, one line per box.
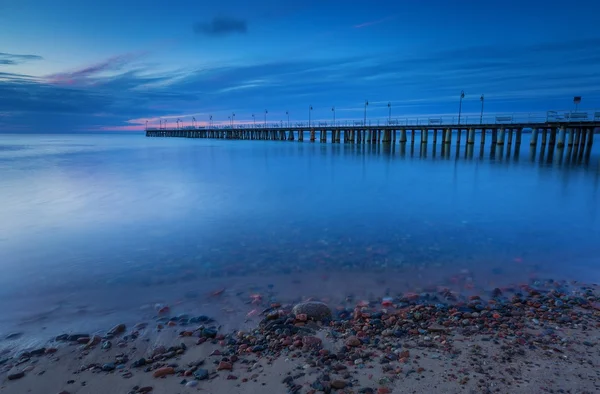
[541, 128, 548, 145]
[410, 130, 415, 145]
[444, 128, 452, 144]
[516, 128, 522, 145]
[507, 129, 513, 145]
[456, 128, 462, 145]
[497, 128, 505, 145]
[467, 128, 475, 144]
[557, 127, 566, 148]
[310, 129, 315, 142]
[549, 128, 557, 146]
[433, 129, 438, 144]
[400, 130, 407, 143]
[568, 128, 575, 146]
[421, 129, 428, 144]
[530, 128, 539, 146]
[587, 128, 594, 148]
[481, 128, 486, 145]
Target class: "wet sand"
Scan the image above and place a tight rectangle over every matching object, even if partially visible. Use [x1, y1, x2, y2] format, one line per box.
[2, 274, 600, 393]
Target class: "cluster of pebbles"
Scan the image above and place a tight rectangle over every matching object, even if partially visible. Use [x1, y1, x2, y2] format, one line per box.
[2, 279, 599, 393]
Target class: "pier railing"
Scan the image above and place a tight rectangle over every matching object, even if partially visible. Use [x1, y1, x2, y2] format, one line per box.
[147, 109, 600, 131]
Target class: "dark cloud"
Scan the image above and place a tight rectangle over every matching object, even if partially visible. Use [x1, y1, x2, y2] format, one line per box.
[0, 52, 43, 66]
[193, 16, 247, 37]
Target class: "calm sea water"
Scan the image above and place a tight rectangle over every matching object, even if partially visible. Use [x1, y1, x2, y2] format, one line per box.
[0, 132, 599, 345]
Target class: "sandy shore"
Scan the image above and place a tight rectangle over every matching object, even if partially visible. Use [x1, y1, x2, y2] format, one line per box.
[2, 278, 600, 394]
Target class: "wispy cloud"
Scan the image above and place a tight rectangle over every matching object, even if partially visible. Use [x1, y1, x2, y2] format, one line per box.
[353, 16, 395, 29]
[0, 52, 43, 66]
[46, 52, 146, 85]
[193, 16, 247, 37]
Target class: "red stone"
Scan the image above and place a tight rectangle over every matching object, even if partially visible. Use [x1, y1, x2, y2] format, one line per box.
[217, 361, 232, 371]
[153, 367, 175, 378]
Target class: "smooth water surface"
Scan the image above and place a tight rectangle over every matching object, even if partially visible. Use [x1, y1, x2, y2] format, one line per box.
[0, 133, 599, 344]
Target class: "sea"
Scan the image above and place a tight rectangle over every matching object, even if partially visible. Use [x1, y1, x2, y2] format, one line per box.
[0, 132, 599, 349]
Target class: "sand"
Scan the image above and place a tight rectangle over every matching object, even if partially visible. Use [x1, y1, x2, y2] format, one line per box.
[2, 275, 600, 394]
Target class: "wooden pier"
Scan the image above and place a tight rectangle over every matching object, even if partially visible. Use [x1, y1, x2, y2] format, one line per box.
[147, 121, 598, 157]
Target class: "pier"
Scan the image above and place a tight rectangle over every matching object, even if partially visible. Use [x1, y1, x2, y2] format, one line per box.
[146, 110, 599, 158]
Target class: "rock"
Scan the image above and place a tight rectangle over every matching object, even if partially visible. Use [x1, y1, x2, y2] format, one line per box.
[331, 380, 347, 389]
[8, 371, 25, 380]
[201, 327, 218, 338]
[5, 332, 23, 340]
[302, 336, 322, 348]
[153, 367, 175, 378]
[292, 302, 332, 321]
[102, 363, 116, 372]
[108, 324, 126, 336]
[345, 336, 361, 347]
[186, 380, 199, 387]
[102, 341, 112, 349]
[132, 358, 146, 368]
[227, 374, 237, 380]
[137, 387, 153, 393]
[194, 368, 209, 380]
[217, 361, 232, 371]
[58, 391, 71, 394]
[427, 324, 448, 333]
[85, 336, 102, 348]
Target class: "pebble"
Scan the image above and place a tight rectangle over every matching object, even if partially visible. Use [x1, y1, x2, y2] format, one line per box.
[331, 380, 347, 389]
[186, 380, 199, 387]
[108, 323, 126, 336]
[217, 361, 233, 371]
[152, 367, 175, 378]
[193, 369, 209, 380]
[102, 363, 116, 372]
[8, 371, 25, 380]
[137, 387, 153, 393]
[345, 336, 361, 347]
[292, 301, 332, 321]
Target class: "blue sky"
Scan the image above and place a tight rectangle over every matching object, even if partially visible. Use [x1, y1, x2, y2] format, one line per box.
[1, 0, 600, 132]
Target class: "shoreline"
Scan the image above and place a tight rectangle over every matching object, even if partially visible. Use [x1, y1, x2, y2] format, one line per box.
[2, 277, 600, 393]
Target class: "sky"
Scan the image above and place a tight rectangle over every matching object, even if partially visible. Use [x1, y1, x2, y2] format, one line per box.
[1, 0, 600, 132]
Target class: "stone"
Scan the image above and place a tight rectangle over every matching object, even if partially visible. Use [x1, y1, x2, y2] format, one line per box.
[8, 371, 25, 380]
[137, 387, 153, 393]
[85, 336, 102, 348]
[102, 341, 112, 349]
[186, 380, 199, 387]
[302, 336, 322, 348]
[331, 380, 347, 389]
[217, 361, 232, 371]
[153, 367, 175, 378]
[108, 324, 126, 336]
[194, 368, 209, 380]
[102, 363, 116, 372]
[5, 332, 23, 340]
[345, 336, 361, 347]
[292, 302, 332, 321]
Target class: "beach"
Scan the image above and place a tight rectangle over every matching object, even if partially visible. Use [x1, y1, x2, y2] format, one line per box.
[2, 272, 600, 394]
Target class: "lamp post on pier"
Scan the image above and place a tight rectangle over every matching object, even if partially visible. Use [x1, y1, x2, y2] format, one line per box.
[192, 117, 196, 128]
[252, 114, 255, 128]
[231, 113, 235, 128]
[145, 120, 148, 131]
[479, 95, 484, 124]
[286, 111, 289, 128]
[264, 109, 268, 127]
[159, 119, 162, 129]
[209, 115, 212, 128]
[458, 90, 465, 125]
[387, 102, 391, 124]
[332, 106, 335, 126]
[574, 96, 582, 112]
[364, 100, 369, 126]
[309, 105, 313, 127]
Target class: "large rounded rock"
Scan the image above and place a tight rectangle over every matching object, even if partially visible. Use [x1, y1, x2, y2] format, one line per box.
[292, 301, 332, 321]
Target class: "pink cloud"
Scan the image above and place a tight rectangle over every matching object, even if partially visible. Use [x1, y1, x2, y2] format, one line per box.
[45, 51, 147, 86]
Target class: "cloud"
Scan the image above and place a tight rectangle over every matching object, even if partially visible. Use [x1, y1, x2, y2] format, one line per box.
[193, 16, 247, 37]
[46, 52, 146, 85]
[1, 37, 600, 133]
[353, 16, 396, 29]
[0, 52, 43, 66]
